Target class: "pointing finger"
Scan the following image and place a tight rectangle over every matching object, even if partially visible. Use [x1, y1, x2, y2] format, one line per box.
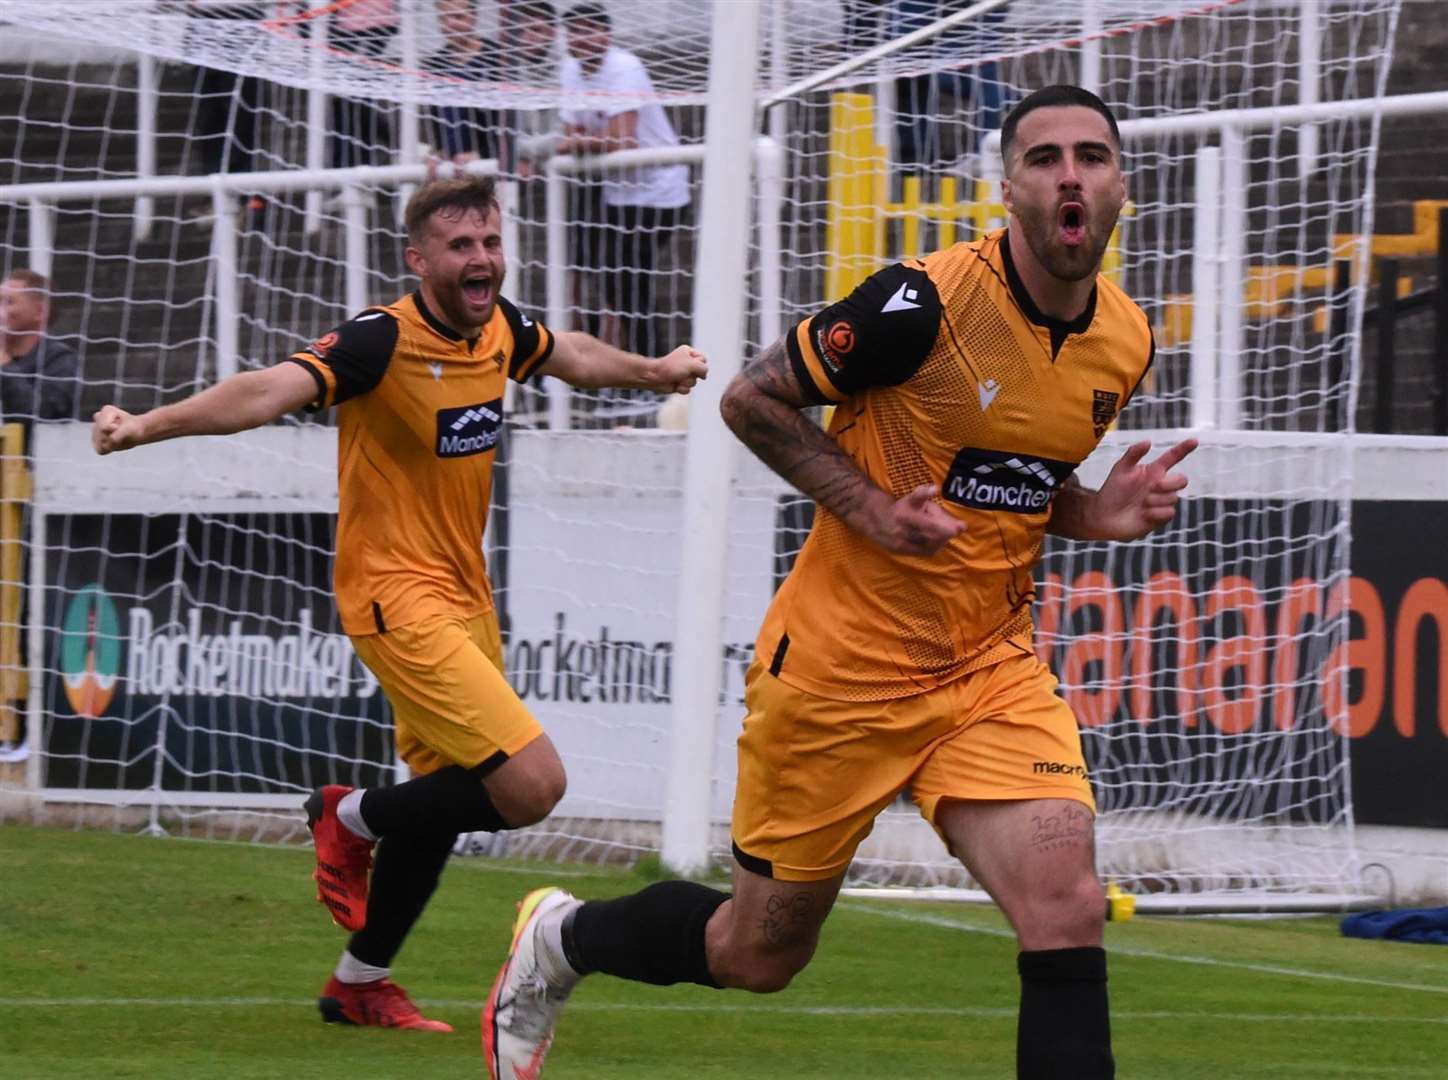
[1118, 441, 1151, 469]
[1154, 437, 1199, 471]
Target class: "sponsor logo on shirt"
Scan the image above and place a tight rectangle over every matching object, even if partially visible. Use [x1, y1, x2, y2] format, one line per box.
[306, 332, 338, 360]
[941, 447, 1077, 513]
[817, 319, 856, 373]
[1092, 389, 1120, 437]
[435, 398, 503, 458]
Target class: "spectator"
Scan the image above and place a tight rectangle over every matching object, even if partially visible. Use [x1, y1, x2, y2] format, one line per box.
[0, 270, 81, 427]
[427, 0, 501, 168]
[891, 0, 1009, 172]
[557, 2, 690, 422]
[504, 0, 560, 177]
[0, 267, 78, 765]
[186, 1, 268, 220]
[329, 0, 399, 171]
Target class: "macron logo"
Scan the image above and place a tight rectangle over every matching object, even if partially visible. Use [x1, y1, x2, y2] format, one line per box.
[881, 282, 921, 313]
[978, 378, 1001, 411]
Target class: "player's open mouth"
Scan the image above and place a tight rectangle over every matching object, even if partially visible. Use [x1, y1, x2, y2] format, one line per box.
[1059, 203, 1086, 247]
[462, 275, 492, 306]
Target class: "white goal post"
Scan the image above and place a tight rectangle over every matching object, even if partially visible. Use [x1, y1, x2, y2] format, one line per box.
[0, 0, 1432, 906]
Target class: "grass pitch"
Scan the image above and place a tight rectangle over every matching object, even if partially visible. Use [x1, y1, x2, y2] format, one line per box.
[2, 824, 1445, 1079]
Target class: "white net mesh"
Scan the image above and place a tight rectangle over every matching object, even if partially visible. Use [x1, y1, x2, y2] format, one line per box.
[0, 0, 1411, 898]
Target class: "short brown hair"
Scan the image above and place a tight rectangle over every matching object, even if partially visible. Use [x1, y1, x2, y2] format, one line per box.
[403, 176, 500, 245]
[4, 268, 49, 295]
[1000, 85, 1121, 169]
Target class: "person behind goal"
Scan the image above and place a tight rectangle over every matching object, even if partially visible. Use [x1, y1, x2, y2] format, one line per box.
[92, 174, 707, 1033]
[480, 85, 1197, 1079]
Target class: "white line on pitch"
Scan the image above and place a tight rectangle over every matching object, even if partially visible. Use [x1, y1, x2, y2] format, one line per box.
[842, 903, 1448, 996]
[1, 997, 1445, 1026]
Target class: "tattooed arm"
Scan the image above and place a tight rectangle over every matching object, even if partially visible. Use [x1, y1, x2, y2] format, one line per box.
[719, 337, 963, 556]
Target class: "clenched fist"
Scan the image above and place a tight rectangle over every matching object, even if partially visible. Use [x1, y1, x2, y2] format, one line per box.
[92, 405, 145, 455]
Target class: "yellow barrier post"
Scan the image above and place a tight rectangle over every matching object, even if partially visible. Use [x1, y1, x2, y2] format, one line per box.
[826, 92, 885, 300]
[0, 422, 31, 752]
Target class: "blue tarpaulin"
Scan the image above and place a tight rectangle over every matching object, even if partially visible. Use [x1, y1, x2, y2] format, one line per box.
[1341, 908, 1448, 944]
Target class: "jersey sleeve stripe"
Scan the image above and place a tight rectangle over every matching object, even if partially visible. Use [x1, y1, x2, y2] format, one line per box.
[512, 325, 555, 383]
[283, 355, 334, 410]
[785, 320, 840, 405]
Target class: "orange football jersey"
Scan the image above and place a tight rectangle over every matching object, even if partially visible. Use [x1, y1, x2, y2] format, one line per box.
[760, 229, 1153, 701]
[287, 291, 552, 636]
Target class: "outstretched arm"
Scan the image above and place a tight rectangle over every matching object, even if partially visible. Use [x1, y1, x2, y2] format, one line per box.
[557, 112, 639, 156]
[1048, 438, 1199, 541]
[538, 331, 707, 393]
[719, 337, 963, 557]
[92, 362, 318, 455]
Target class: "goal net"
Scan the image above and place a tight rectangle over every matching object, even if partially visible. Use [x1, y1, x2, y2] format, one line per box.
[0, 0, 1405, 901]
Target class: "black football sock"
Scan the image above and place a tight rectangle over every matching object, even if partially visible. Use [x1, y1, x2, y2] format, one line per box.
[347, 829, 456, 969]
[1017, 946, 1115, 1080]
[562, 880, 728, 988]
[358, 764, 508, 837]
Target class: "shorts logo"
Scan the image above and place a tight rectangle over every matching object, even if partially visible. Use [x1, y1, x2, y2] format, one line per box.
[436, 397, 503, 458]
[1092, 389, 1120, 437]
[306, 332, 338, 360]
[1033, 760, 1087, 778]
[942, 447, 1076, 513]
[816, 319, 856, 374]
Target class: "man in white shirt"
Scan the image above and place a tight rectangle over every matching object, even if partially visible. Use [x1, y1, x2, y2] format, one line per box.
[557, 2, 690, 423]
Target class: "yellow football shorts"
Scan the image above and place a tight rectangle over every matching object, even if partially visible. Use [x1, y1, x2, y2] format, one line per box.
[349, 610, 542, 777]
[731, 650, 1096, 881]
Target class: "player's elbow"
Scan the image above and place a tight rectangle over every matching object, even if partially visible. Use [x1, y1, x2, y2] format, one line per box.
[718, 372, 753, 436]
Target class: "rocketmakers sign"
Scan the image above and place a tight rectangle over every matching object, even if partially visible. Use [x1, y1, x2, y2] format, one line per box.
[44, 514, 392, 793]
[124, 606, 374, 700]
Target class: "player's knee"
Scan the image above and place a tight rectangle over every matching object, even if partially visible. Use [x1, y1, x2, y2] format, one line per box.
[498, 770, 566, 828]
[1018, 874, 1105, 948]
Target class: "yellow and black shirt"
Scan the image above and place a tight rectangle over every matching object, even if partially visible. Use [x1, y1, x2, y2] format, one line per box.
[762, 228, 1153, 701]
[286, 291, 552, 637]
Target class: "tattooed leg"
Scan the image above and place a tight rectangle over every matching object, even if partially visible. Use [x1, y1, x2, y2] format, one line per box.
[700, 862, 846, 994]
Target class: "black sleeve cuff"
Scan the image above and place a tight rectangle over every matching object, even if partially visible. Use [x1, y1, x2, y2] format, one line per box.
[283, 357, 328, 412]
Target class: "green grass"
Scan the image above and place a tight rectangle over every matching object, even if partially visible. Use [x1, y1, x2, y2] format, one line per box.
[2, 824, 1445, 1079]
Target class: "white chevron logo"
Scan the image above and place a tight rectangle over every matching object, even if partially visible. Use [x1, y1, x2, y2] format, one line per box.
[881, 282, 921, 313]
[978, 378, 1001, 411]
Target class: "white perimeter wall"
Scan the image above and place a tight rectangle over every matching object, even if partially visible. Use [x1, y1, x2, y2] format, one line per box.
[32, 422, 1448, 901]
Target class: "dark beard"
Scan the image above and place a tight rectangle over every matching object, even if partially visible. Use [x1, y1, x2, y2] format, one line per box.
[1020, 209, 1115, 283]
[436, 284, 489, 333]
